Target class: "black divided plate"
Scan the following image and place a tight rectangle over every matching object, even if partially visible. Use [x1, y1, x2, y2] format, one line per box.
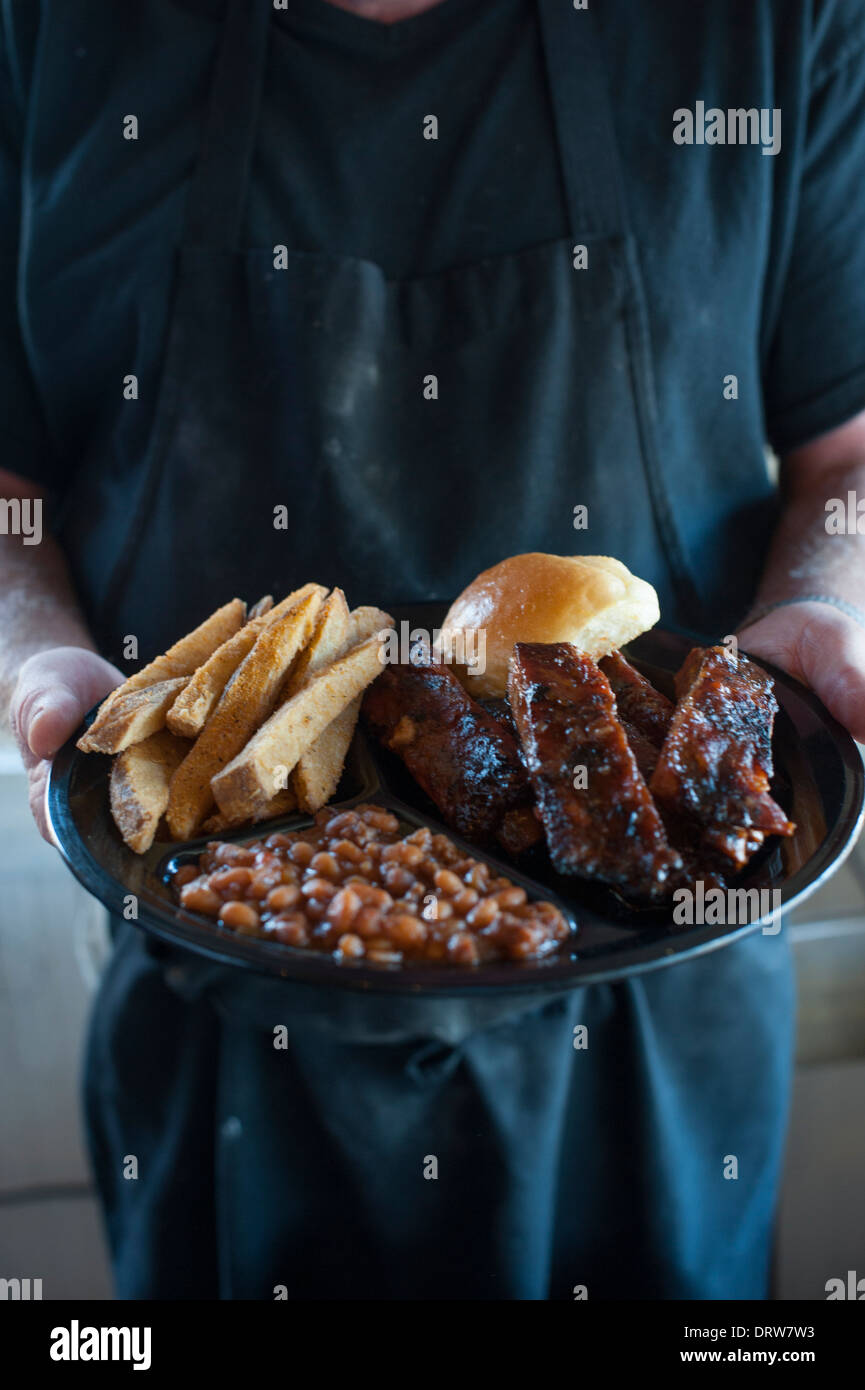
[47, 606, 865, 996]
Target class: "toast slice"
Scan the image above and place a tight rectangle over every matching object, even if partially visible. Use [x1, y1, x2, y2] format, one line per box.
[212, 633, 387, 823]
[247, 594, 274, 621]
[165, 588, 324, 839]
[200, 786, 298, 836]
[292, 605, 393, 812]
[292, 697, 362, 813]
[77, 676, 189, 755]
[280, 588, 350, 699]
[166, 582, 327, 738]
[109, 729, 191, 852]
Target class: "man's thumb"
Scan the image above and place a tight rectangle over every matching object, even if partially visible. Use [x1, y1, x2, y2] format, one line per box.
[27, 688, 94, 760]
[14, 648, 122, 761]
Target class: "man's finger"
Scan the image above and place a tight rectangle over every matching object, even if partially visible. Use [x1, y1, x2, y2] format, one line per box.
[27, 760, 52, 843]
[800, 650, 865, 744]
[741, 606, 865, 743]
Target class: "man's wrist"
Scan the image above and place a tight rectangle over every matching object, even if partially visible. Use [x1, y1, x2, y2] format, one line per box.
[739, 594, 865, 632]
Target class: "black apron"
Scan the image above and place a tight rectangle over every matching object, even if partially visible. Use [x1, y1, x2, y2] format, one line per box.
[83, 0, 793, 1299]
[62, 0, 698, 660]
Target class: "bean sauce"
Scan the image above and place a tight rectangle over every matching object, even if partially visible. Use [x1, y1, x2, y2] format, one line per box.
[170, 803, 571, 966]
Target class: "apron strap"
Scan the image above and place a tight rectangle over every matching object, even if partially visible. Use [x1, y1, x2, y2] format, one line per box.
[536, 0, 703, 622]
[536, 0, 629, 240]
[182, 0, 272, 250]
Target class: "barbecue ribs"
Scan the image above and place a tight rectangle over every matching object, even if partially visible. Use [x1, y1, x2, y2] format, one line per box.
[363, 657, 541, 851]
[508, 642, 682, 898]
[650, 645, 794, 870]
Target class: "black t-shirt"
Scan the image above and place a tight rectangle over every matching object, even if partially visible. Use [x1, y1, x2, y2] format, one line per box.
[2, 0, 865, 497]
[262, 0, 568, 277]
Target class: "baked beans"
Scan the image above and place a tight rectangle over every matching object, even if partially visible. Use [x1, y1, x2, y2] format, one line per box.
[170, 803, 571, 966]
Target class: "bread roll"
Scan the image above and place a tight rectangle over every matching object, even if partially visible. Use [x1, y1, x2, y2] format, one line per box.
[440, 553, 659, 699]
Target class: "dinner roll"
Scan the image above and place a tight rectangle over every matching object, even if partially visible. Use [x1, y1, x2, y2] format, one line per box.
[440, 553, 660, 699]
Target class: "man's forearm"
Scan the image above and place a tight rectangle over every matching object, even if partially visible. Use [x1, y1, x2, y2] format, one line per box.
[751, 459, 865, 614]
[0, 533, 95, 717]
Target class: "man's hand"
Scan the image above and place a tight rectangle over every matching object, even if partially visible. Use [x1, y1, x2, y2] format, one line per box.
[739, 411, 865, 744]
[10, 646, 123, 841]
[739, 602, 865, 743]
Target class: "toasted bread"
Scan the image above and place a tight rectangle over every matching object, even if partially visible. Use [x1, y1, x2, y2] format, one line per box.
[166, 583, 327, 738]
[77, 676, 189, 754]
[109, 729, 191, 852]
[292, 605, 394, 811]
[293, 697, 361, 813]
[282, 588, 350, 696]
[212, 634, 387, 823]
[200, 786, 298, 836]
[343, 606, 394, 646]
[247, 594, 274, 621]
[165, 588, 323, 839]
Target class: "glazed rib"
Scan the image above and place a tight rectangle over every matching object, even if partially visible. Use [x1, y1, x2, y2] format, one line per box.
[701, 824, 766, 871]
[479, 696, 521, 744]
[599, 651, 673, 780]
[599, 651, 674, 744]
[650, 646, 794, 860]
[508, 642, 681, 898]
[363, 658, 538, 847]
